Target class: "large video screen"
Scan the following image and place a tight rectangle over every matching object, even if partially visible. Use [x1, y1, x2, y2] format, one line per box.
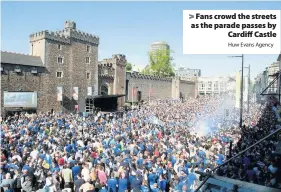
[4, 92, 38, 108]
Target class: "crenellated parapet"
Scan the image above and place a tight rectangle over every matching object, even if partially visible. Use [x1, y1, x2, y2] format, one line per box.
[98, 74, 114, 80]
[127, 72, 172, 82]
[98, 61, 115, 77]
[68, 30, 99, 45]
[101, 54, 127, 68]
[180, 79, 196, 85]
[29, 21, 99, 45]
[30, 30, 70, 44]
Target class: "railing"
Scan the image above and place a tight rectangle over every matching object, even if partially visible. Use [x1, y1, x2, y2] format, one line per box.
[195, 127, 281, 192]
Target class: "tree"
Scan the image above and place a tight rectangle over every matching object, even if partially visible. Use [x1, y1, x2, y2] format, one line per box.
[142, 65, 151, 75]
[126, 62, 132, 72]
[149, 49, 175, 77]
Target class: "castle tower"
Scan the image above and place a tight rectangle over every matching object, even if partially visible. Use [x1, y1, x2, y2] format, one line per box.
[29, 21, 99, 113]
[64, 21, 76, 30]
[112, 54, 127, 106]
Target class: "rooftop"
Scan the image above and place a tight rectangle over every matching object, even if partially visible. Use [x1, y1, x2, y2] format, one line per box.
[151, 41, 168, 46]
[1, 51, 44, 67]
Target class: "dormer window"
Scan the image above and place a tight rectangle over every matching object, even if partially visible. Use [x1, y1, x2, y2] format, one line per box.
[14, 66, 21, 73]
[31, 67, 38, 74]
[58, 44, 62, 50]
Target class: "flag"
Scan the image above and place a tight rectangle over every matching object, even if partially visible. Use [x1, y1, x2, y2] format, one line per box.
[57, 87, 63, 101]
[148, 115, 164, 126]
[150, 87, 153, 96]
[87, 87, 92, 96]
[73, 87, 79, 100]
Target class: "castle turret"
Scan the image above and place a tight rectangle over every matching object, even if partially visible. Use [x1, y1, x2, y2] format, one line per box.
[65, 21, 76, 30]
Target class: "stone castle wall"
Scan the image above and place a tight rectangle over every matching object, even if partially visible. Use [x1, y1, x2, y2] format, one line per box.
[126, 73, 172, 102]
[1, 21, 197, 115]
[1, 62, 47, 115]
[29, 21, 100, 113]
[126, 72, 196, 102]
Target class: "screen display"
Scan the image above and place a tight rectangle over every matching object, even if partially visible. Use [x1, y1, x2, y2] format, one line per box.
[4, 92, 38, 108]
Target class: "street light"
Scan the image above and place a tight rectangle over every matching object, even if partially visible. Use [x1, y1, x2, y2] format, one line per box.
[244, 65, 250, 114]
[239, 64, 251, 114]
[229, 54, 244, 128]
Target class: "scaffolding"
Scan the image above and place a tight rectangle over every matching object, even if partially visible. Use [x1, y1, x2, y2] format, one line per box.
[260, 70, 281, 102]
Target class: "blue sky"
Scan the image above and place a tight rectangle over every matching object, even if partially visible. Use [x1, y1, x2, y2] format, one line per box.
[1, 1, 281, 78]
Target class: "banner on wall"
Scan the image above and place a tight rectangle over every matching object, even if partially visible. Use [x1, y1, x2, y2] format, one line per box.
[87, 87, 92, 96]
[57, 87, 63, 101]
[73, 87, 79, 100]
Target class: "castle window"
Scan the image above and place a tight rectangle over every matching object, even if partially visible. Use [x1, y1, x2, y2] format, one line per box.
[56, 71, 63, 78]
[86, 57, 90, 64]
[58, 44, 62, 50]
[58, 57, 63, 64]
[14, 66, 21, 73]
[31, 67, 38, 74]
[86, 72, 91, 80]
[86, 45, 91, 53]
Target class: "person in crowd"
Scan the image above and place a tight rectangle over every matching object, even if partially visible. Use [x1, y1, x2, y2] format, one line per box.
[0, 95, 280, 192]
[0, 173, 14, 191]
[79, 178, 93, 192]
[74, 174, 85, 192]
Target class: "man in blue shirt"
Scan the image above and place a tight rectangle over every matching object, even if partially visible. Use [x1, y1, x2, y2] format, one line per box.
[107, 175, 118, 192]
[72, 162, 81, 181]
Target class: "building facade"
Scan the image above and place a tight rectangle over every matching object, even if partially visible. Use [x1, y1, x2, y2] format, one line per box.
[126, 72, 196, 102]
[267, 61, 279, 93]
[149, 41, 170, 52]
[1, 21, 126, 115]
[198, 76, 235, 95]
[175, 67, 201, 78]
[1, 21, 197, 116]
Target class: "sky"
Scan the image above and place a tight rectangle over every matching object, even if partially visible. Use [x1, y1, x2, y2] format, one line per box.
[1, 1, 281, 79]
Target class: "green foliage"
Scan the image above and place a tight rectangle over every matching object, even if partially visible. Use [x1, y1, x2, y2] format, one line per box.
[148, 49, 175, 77]
[142, 65, 151, 75]
[126, 62, 132, 71]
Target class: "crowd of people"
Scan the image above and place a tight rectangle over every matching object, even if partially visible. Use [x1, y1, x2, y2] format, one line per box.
[0, 95, 280, 192]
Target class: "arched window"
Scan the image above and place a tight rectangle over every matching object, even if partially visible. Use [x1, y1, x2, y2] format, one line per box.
[101, 84, 108, 95]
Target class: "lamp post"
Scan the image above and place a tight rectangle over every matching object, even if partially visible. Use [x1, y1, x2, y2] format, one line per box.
[239, 64, 251, 114]
[244, 65, 250, 114]
[229, 54, 244, 128]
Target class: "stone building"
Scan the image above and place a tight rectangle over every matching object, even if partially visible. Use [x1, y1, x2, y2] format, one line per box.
[126, 72, 196, 103]
[198, 76, 235, 95]
[1, 51, 46, 115]
[1, 21, 196, 116]
[98, 54, 126, 106]
[1, 21, 127, 115]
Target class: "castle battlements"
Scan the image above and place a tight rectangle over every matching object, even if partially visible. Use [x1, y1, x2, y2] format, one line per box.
[68, 30, 99, 45]
[128, 72, 172, 82]
[112, 54, 126, 61]
[101, 54, 126, 67]
[30, 30, 70, 44]
[29, 21, 99, 45]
